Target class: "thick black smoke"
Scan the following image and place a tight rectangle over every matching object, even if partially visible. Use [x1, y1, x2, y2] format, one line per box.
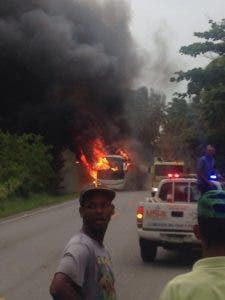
[0, 0, 140, 157]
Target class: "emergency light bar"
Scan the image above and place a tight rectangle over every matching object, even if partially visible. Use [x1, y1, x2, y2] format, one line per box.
[210, 174, 217, 180]
[168, 173, 180, 179]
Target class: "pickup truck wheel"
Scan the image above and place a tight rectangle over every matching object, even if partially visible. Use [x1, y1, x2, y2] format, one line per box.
[140, 239, 157, 262]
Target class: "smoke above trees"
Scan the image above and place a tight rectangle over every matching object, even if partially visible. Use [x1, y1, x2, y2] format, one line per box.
[0, 0, 166, 162]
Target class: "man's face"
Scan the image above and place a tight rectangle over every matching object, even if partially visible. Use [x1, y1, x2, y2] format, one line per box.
[80, 193, 114, 232]
[206, 145, 215, 156]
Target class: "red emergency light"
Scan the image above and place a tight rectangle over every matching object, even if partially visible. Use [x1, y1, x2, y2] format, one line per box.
[168, 173, 180, 179]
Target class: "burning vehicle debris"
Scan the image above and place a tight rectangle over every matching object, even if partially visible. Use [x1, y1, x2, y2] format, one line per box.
[78, 138, 132, 190]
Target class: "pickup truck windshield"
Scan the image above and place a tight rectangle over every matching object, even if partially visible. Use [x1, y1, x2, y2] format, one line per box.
[190, 182, 201, 202]
[159, 182, 172, 201]
[174, 182, 189, 202]
[159, 182, 200, 202]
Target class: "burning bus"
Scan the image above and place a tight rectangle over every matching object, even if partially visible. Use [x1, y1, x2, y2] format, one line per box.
[96, 154, 128, 190]
[79, 139, 131, 190]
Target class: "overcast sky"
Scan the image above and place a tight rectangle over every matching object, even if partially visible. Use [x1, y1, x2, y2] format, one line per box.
[128, 0, 225, 97]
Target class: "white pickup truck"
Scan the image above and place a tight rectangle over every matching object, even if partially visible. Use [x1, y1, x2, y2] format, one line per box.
[137, 178, 222, 262]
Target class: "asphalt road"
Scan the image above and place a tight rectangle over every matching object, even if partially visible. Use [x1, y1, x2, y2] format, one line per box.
[0, 191, 199, 300]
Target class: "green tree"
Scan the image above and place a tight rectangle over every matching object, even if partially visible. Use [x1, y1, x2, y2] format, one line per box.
[125, 87, 166, 160]
[167, 19, 225, 169]
[160, 96, 203, 166]
[0, 132, 54, 201]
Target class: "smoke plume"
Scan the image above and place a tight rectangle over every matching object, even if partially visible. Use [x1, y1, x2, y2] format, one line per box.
[0, 0, 141, 157]
[134, 21, 180, 97]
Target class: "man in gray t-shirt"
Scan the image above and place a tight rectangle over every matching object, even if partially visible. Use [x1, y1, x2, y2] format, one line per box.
[50, 185, 116, 300]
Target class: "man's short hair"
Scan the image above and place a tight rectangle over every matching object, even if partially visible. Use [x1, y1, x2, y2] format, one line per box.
[198, 190, 225, 247]
[198, 217, 225, 247]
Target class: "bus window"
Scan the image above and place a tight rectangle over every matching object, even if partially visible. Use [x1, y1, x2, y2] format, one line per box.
[97, 157, 125, 180]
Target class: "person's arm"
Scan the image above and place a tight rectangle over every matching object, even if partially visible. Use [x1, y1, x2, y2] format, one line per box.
[50, 243, 90, 300]
[198, 170, 211, 185]
[50, 272, 82, 300]
[197, 158, 211, 185]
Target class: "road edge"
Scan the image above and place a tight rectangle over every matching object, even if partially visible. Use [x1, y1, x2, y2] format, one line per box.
[0, 198, 78, 226]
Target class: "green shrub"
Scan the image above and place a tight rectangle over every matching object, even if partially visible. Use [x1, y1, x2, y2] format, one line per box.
[0, 131, 54, 200]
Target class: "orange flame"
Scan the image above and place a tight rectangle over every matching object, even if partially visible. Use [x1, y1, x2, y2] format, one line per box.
[80, 139, 130, 183]
[116, 148, 129, 161]
[116, 148, 131, 171]
[80, 139, 115, 183]
[80, 153, 97, 180]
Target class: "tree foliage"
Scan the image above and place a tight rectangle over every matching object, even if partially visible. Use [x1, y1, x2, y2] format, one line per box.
[171, 19, 225, 96]
[125, 87, 166, 159]
[0, 132, 54, 202]
[180, 19, 225, 57]
[163, 19, 225, 169]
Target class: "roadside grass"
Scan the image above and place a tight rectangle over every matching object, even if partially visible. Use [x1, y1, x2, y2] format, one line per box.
[0, 193, 77, 219]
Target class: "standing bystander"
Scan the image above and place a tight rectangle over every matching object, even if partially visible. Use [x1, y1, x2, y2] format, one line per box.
[197, 144, 216, 194]
[159, 189, 225, 300]
[50, 184, 116, 300]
